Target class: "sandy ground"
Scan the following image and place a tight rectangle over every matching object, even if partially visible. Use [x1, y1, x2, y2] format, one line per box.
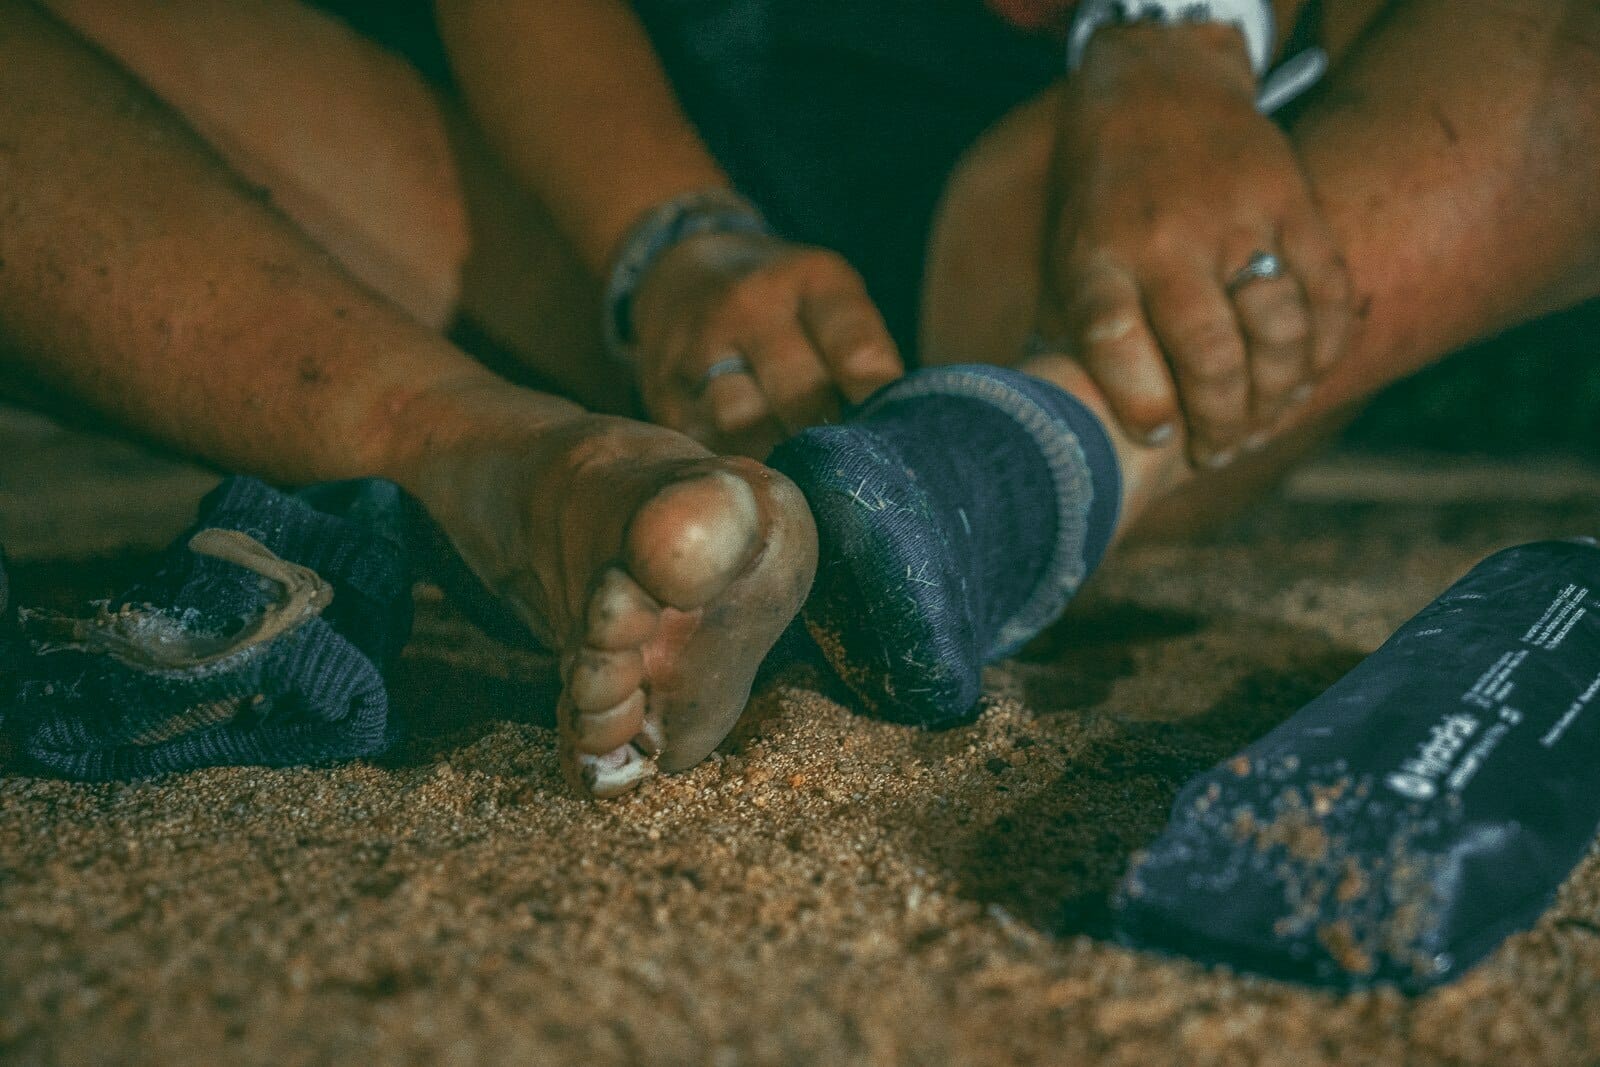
[3, 406, 1600, 1066]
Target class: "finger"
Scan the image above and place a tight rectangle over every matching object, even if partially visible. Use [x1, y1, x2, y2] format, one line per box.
[697, 354, 773, 439]
[708, 413, 787, 460]
[693, 371, 786, 459]
[1146, 269, 1251, 467]
[1063, 261, 1181, 446]
[799, 282, 902, 406]
[690, 270, 839, 435]
[742, 327, 842, 434]
[1282, 213, 1353, 388]
[1227, 261, 1312, 435]
[638, 344, 702, 437]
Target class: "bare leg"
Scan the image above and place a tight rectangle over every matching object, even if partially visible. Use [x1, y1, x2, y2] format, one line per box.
[41, 0, 634, 414]
[0, 0, 815, 796]
[39, 0, 471, 330]
[923, 0, 1600, 535]
[445, 116, 632, 413]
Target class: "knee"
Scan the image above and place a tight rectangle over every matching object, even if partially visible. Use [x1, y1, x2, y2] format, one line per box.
[1540, 14, 1600, 303]
[941, 86, 1059, 218]
[922, 88, 1059, 364]
[40, 0, 470, 329]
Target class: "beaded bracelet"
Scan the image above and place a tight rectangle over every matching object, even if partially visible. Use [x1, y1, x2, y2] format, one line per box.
[602, 189, 773, 365]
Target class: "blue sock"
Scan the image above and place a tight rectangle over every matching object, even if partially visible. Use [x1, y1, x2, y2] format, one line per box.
[768, 365, 1121, 726]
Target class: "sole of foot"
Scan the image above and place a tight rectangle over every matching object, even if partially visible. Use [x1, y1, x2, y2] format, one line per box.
[416, 418, 817, 798]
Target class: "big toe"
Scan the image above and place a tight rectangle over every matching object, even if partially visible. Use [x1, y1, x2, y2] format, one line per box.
[625, 466, 764, 611]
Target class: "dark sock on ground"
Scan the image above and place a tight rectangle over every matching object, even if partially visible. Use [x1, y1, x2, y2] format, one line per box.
[768, 365, 1120, 726]
[0, 477, 413, 780]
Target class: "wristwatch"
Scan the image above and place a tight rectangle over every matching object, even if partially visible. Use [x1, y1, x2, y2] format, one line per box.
[1066, 0, 1329, 114]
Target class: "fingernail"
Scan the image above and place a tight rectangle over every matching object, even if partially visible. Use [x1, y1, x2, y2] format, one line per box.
[1243, 431, 1270, 453]
[1201, 448, 1237, 470]
[1144, 423, 1176, 446]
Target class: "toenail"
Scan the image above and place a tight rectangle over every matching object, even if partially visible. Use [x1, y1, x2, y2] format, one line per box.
[1243, 431, 1270, 453]
[1144, 423, 1176, 447]
[580, 745, 656, 798]
[1201, 448, 1237, 470]
[1290, 383, 1315, 405]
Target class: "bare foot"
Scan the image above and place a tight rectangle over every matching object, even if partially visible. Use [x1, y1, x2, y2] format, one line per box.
[408, 406, 816, 797]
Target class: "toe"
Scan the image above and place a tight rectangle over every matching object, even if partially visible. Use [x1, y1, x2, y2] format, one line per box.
[579, 744, 656, 799]
[567, 647, 645, 712]
[585, 566, 661, 650]
[625, 468, 763, 610]
[573, 690, 648, 754]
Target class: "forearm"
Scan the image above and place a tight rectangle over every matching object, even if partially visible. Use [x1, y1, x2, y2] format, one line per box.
[1288, 0, 1600, 409]
[436, 0, 729, 277]
[0, 2, 530, 484]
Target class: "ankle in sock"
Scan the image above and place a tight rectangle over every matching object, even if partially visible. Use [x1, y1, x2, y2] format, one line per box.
[768, 364, 1120, 726]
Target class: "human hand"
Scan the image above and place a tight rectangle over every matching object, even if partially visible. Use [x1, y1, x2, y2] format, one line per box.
[630, 231, 903, 457]
[1042, 23, 1352, 467]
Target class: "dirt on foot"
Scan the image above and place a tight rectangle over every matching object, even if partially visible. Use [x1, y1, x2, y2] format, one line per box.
[407, 415, 816, 798]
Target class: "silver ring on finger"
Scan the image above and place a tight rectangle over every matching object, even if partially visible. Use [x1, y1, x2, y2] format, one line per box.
[697, 353, 754, 393]
[1226, 250, 1286, 294]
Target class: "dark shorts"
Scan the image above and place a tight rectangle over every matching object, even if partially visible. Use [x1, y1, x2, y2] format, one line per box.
[310, 0, 1063, 350]
[629, 0, 1066, 350]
